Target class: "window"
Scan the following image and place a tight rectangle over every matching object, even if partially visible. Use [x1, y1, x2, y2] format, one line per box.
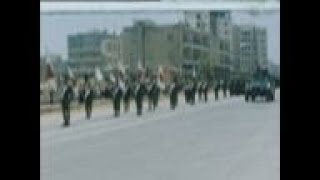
[197, 13, 201, 20]
[197, 22, 201, 28]
[167, 33, 173, 41]
[220, 42, 224, 51]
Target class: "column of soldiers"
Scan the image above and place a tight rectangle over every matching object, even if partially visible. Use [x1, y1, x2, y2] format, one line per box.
[60, 73, 230, 127]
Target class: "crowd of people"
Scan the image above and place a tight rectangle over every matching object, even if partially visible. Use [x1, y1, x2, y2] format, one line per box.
[58, 72, 231, 128]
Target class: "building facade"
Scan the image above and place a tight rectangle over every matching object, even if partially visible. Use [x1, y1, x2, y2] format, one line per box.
[184, 10, 233, 80]
[67, 30, 109, 74]
[102, 32, 122, 68]
[234, 25, 268, 75]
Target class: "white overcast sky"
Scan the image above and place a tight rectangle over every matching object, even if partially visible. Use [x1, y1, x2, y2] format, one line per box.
[40, 10, 279, 65]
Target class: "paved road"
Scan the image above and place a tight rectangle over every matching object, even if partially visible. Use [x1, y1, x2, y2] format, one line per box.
[41, 90, 280, 180]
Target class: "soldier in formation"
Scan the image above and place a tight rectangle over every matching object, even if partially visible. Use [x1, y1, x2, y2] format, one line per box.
[123, 80, 133, 113]
[203, 81, 209, 102]
[214, 81, 220, 100]
[112, 79, 123, 117]
[61, 77, 74, 127]
[84, 82, 94, 119]
[169, 79, 180, 110]
[198, 81, 203, 101]
[135, 80, 147, 116]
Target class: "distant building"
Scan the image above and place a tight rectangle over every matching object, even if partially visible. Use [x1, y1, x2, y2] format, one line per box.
[67, 30, 109, 74]
[184, 10, 233, 80]
[121, 20, 210, 79]
[233, 25, 268, 75]
[120, 20, 156, 71]
[102, 32, 122, 68]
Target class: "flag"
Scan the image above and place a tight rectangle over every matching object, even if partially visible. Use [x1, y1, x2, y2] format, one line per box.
[109, 72, 116, 83]
[137, 59, 143, 70]
[45, 58, 54, 80]
[192, 66, 196, 78]
[95, 67, 104, 81]
[67, 66, 74, 79]
[119, 78, 126, 92]
[118, 62, 126, 75]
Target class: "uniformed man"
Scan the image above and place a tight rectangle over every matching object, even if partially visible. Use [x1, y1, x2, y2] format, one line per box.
[61, 78, 74, 127]
[78, 84, 85, 104]
[222, 80, 227, 98]
[147, 80, 154, 111]
[123, 80, 132, 113]
[153, 81, 160, 110]
[148, 78, 160, 111]
[203, 81, 209, 102]
[49, 89, 54, 105]
[169, 81, 178, 110]
[191, 80, 197, 105]
[214, 81, 220, 100]
[84, 83, 94, 119]
[184, 82, 190, 104]
[135, 81, 146, 116]
[113, 80, 123, 117]
[198, 81, 203, 102]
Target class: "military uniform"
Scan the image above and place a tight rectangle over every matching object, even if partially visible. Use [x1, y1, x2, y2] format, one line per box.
[198, 82, 203, 101]
[113, 84, 123, 117]
[203, 82, 209, 102]
[184, 84, 190, 104]
[135, 83, 146, 116]
[191, 82, 197, 105]
[214, 82, 220, 100]
[169, 83, 179, 110]
[222, 82, 227, 98]
[123, 83, 132, 113]
[61, 84, 74, 127]
[84, 85, 94, 119]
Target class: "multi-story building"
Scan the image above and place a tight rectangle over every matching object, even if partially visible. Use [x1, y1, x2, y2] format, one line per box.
[120, 20, 156, 71]
[121, 20, 210, 79]
[233, 25, 268, 75]
[102, 32, 121, 68]
[184, 10, 233, 80]
[67, 30, 109, 74]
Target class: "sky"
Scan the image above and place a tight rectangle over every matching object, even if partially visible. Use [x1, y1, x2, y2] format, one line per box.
[40, 10, 279, 65]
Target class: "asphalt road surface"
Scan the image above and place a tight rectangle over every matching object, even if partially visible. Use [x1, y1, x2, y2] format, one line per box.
[41, 90, 280, 180]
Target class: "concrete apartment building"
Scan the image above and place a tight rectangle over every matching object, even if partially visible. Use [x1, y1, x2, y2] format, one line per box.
[67, 30, 109, 74]
[184, 10, 233, 80]
[102, 32, 122, 68]
[120, 20, 156, 71]
[233, 25, 268, 75]
[121, 20, 210, 78]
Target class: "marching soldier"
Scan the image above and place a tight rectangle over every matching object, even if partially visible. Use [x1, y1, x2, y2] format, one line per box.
[84, 83, 94, 119]
[222, 80, 227, 98]
[191, 80, 197, 105]
[61, 78, 74, 127]
[203, 81, 209, 102]
[153, 81, 160, 110]
[135, 81, 147, 116]
[123, 80, 132, 113]
[198, 81, 203, 101]
[113, 80, 123, 117]
[147, 80, 154, 111]
[184, 82, 190, 104]
[169, 81, 178, 110]
[78, 84, 85, 104]
[49, 89, 54, 105]
[214, 81, 220, 100]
